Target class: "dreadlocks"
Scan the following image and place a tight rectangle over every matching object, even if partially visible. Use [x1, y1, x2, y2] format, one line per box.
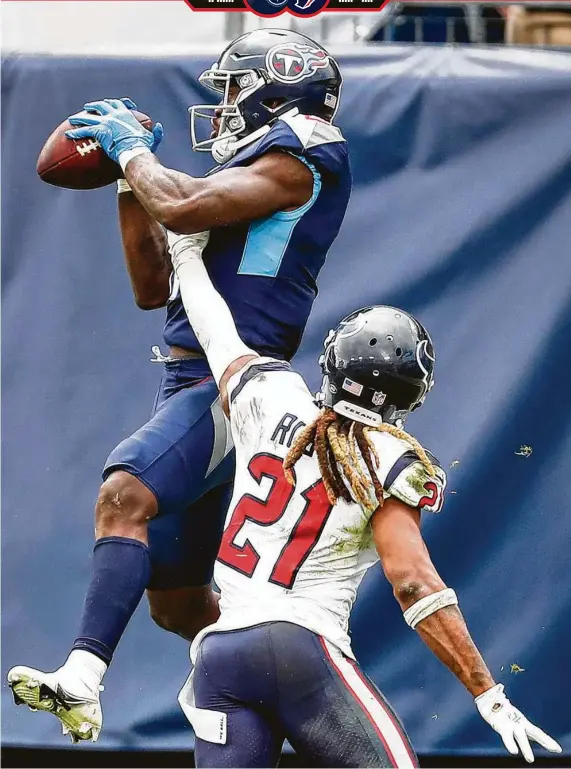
[283, 408, 436, 514]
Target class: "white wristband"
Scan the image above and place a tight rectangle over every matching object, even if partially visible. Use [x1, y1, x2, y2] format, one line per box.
[118, 146, 151, 173]
[403, 588, 458, 629]
[475, 683, 506, 711]
[116, 179, 132, 194]
[169, 232, 210, 273]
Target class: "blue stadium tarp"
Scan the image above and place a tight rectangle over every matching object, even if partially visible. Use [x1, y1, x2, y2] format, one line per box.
[2, 44, 571, 755]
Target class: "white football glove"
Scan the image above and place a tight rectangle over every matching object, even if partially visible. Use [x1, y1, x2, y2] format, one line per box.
[475, 684, 562, 763]
[167, 230, 210, 273]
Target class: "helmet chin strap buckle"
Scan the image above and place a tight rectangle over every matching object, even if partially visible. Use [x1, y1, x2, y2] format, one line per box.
[211, 136, 238, 164]
[211, 124, 272, 165]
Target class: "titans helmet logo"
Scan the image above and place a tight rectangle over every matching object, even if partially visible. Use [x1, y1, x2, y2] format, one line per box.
[266, 43, 330, 83]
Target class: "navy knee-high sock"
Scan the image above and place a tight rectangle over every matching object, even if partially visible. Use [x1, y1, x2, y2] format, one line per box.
[73, 536, 151, 665]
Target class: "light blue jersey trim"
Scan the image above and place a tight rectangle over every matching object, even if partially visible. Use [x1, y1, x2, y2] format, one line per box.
[238, 157, 322, 278]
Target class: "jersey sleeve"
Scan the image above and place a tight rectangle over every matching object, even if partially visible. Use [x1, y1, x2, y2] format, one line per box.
[226, 357, 293, 405]
[383, 450, 447, 514]
[226, 356, 314, 449]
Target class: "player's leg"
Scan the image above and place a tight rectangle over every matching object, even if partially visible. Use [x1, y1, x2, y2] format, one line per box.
[271, 623, 418, 768]
[195, 707, 280, 769]
[8, 368, 232, 741]
[146, 483, 233, 641]
[147, 586, 220, 642]
[95, 373, 232, 642]
[190, 627, 284, 768]
[7, 468, 158, 743]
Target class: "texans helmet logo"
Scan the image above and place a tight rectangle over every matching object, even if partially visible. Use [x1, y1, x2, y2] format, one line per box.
[415, 339, 435, 394]
[291, 0, 329, 14]
[266, 43, 330, 83]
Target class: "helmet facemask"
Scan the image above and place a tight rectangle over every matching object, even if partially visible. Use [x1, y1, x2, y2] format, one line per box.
[189, 67, 266, 164]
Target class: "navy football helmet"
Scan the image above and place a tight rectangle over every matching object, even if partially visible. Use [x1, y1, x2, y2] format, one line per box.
[190, 28, 342, 164]
[318, 306, 436, 427]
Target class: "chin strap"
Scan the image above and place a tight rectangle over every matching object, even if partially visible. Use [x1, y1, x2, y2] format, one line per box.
[211, 107, 301, 165]
[211, 123, 272, 165]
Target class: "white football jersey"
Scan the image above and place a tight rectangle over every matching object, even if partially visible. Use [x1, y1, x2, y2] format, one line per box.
[190, 358, 446, 662]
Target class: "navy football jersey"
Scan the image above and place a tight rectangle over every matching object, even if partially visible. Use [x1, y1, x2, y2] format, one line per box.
[163, 111, 352, 360]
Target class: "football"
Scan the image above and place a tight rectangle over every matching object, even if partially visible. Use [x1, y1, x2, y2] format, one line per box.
[36, 110, 153, 190]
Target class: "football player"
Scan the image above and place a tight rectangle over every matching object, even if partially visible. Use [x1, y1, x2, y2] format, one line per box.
[169, 234, 560, 767]
[7, 29, 351, 742]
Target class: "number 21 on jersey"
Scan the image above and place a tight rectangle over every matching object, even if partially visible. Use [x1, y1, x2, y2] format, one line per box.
[217, 453, 332, 590]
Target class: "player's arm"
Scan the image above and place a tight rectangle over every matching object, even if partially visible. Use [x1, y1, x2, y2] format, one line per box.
[65, 98, 313, 234]
[117, 189, 171, 309]
[123, 151, 313, 235]
[371, 498, 493, 696]
[371, 497, 561, 763]
[167, 230, 258, 411]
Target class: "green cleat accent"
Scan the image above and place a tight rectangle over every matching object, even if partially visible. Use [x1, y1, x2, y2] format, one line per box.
[7, 666, 101, 743]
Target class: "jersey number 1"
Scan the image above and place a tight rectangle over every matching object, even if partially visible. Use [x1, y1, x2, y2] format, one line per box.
[217, 453, 333, 589]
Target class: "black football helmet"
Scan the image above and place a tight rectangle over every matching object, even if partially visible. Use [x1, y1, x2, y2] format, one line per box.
[318, 306, 436, 426]
[190, 28, 342, 164]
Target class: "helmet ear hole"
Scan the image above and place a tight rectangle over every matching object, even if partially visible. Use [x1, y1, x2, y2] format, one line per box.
[395, 347, 402, 357]
[369, 338, 377, 346]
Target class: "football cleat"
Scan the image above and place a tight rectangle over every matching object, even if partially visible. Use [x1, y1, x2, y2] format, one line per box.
[7, 665, 102, 743]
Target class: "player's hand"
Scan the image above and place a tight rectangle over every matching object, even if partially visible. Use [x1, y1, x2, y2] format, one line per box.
[66, 98, 164, 164]
[475, 684, 562, 763]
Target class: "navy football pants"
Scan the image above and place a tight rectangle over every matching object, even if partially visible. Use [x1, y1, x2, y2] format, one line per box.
[103, 358, 234, 589]
[193, 622, 418, 768]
